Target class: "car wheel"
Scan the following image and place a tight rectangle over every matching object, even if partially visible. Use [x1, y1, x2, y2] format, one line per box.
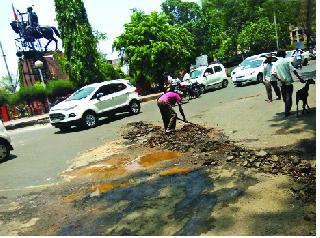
[222, 79, 229, 88]
[257, 74, 263, 83]
[303, 58, 308, 66]
[193, 87, 201, 98]
[200, 85, 205, 94]
[129, 101, 140, 115]
[82, 111, 97, 128]
[0, 141, 10, 161]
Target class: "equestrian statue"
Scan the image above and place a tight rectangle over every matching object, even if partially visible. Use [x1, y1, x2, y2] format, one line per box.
[10, 6, 60, 51]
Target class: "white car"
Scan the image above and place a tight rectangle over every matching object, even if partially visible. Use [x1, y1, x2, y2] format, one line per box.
[49, 79, 140, 131]
[231, 56, 278, 86]
[190, 63, 229, 93]
[0, 120, 13, 161]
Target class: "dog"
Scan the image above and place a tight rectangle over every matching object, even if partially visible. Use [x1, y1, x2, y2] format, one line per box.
[296, 78, 315, 117]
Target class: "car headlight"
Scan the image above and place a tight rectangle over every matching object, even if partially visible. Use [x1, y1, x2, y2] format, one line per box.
[64, 105, 78, 111]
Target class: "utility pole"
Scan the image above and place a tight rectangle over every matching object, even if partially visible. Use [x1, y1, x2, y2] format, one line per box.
[0, 40, 14, 91]
[273, 12, 279, 49]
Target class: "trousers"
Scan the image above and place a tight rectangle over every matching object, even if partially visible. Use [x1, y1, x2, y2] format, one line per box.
[264, 81, 281, 101]
[157, 101, 177, 130]
[280, 84, 294, 116]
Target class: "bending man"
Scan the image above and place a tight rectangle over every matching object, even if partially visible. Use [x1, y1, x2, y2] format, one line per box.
[157, 91, 186, 134]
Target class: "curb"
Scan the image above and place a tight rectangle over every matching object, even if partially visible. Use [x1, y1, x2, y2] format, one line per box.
[5, 93, 162, 130]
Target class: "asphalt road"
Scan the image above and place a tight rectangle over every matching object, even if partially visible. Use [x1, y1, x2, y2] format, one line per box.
[0, 60, 316, 199]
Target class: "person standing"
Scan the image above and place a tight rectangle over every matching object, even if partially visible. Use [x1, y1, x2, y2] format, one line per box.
[272, 49, 305, 117]
[157, 91, 186, 134]
[181, 69, 190, 82]
[263, 54, 281, 102]
[292, 48, 303, 69]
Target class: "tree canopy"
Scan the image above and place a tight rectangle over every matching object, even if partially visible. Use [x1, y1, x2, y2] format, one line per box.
[113, 10, 194, 88]
[237, 17, 276, 53]
[54, 0, 123, 87]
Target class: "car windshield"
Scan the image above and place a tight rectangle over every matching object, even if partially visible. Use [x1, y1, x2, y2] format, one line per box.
[66, 87, 95, 101]
[190, 69, 204, 79]
[240, 59, 263, 68]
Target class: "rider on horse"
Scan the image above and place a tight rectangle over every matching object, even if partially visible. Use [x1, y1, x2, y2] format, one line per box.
[20, 7, 40, 35]
[10, 6, 60, 51]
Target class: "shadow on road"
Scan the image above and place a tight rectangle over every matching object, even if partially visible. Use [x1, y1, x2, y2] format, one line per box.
[54, 112, 141, 134]
[53, 169, 246, 236]
[0, 154, 18, 164]
[267, 106, 316, 157]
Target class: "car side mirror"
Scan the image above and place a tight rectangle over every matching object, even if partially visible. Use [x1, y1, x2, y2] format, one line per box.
[96, 93, 103, 100]
[204, 72, 209, 77]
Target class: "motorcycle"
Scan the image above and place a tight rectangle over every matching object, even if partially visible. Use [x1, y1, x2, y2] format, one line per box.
[179, 80, 202, 101]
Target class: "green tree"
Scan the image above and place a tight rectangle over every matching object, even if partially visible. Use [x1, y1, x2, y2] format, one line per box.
[54, 0, 106, 87]
[237, 17, 276, 53]
[260, 0, 300, 48]
[113, 11, 194, 90]
[161, 0, 201, 25]
[0, 75, 19, 92]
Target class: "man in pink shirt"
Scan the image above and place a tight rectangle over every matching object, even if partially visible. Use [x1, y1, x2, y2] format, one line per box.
[157, 91, 186, 134]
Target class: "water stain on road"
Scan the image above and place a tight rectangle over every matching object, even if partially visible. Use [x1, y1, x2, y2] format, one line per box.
[139, 151, 183, 167]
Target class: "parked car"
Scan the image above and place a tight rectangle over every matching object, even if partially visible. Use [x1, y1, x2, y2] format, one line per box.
[190, 63, 229, 93]
[231, 56, 278, 86]
[49, 79, 141, 131]
[0, 120, 13, 161]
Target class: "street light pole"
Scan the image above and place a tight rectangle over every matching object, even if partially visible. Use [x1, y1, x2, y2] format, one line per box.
[34, 60, 46, 88]
[0, 40, 14, 91]
[273, 12, 279, 49]
[34, 60, 50, 111]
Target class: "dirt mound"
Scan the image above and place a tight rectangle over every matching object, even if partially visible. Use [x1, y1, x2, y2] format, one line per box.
[122, 121, 315, 202]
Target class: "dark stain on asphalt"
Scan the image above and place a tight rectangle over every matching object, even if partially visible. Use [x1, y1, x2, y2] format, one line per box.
[56, 168, 245, 236]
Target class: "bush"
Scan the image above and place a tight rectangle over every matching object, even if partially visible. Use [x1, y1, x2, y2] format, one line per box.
[46, 80, 75, 101]
[0, 89, 10, 106]
[18, 83, 47, 103]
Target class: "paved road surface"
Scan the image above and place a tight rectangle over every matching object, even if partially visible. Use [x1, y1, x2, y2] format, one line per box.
[0, 60, 316, 200]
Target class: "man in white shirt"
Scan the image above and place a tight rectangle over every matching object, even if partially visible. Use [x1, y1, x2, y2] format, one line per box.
[272, 49, 305, 117]
[292, 48, 303, 69]
[263, 54, 281, 102]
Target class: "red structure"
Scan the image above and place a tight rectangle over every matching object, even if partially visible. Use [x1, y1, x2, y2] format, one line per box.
[0, 105, 9, 122]
[19, 50, 68, 87]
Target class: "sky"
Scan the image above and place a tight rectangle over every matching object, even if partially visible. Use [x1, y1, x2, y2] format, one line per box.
[0, 0, 168, 79]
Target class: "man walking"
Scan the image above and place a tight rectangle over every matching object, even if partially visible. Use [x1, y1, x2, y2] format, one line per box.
[263, 54, 281, 102]
[157, 91, 186, 134]
[272, 49, 305, 117]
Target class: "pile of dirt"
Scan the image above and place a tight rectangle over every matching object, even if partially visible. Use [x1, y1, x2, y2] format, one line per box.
[122, 121, 315, 202]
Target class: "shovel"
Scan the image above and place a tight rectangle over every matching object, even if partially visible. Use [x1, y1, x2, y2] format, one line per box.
[177, 117, 197, 125]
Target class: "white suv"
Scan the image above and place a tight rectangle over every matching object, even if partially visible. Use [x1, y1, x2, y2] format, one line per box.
[49, 79, 140, 131]
[190, 64, 229, 93]
[0, 120, 13, 161]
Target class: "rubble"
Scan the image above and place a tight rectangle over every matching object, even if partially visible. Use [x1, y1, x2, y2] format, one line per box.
[122, 121, 316, 202]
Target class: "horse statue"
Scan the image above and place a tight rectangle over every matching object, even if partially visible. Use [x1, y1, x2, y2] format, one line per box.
[10, 7, 60, 51]
[10, 21, 60, 51]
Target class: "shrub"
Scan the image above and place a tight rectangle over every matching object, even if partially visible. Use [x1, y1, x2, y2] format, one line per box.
[46, 79, 76, 101]
[0, 89, 10, 106]
[18, 83, 47, 103]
